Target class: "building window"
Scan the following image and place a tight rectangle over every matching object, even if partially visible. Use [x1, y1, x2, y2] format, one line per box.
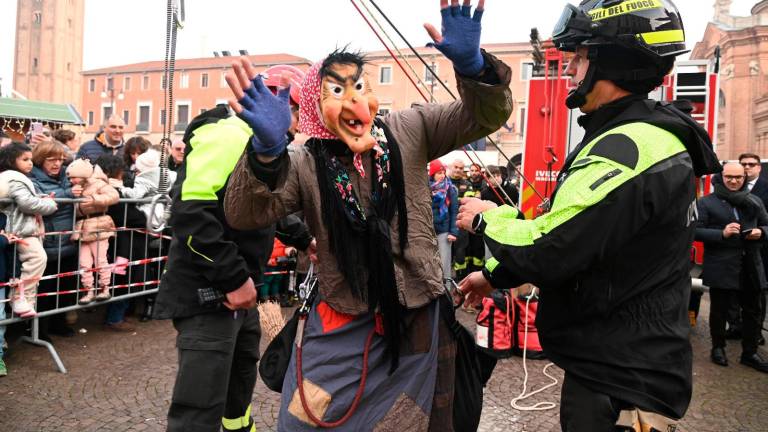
[521, 62, 534, 81]
[66, 62, 71, 72]
[123, 110, 130, 126]
[89, 78, 95, 92]
[88, 111, 94, 126]
[519, 106, 527, 137]
[138, 105, 151, 132]
[378, 105, 392, 116]
[176, 103, 190, 131]
[33, 11, 42, 25]
[160, 109, 166, 127]
[33, 58, 38, 69]
[68, 18, 72, 29]
[201, 73, 209, 88]
[124, 76, 131, 91]
[220, 71, 227, 88]
[379, 66, 392, 84]
[102, 106, 113, 123]
[179, 73, 189, 89]
[161, 75, 167, 90]
[142, 75, 149, 90]
[424, 63, 439, 84]
[107, 76, 114, 91]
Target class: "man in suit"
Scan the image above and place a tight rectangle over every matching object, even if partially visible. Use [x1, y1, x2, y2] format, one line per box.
[740, 153, 768, 345]
[695, 162, 768, 372]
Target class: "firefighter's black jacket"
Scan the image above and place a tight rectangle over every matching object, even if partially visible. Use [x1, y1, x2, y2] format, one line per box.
[478, 95, 721, 419]
[154, 107, 311, 319]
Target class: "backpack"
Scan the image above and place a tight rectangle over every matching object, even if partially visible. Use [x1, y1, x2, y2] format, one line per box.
[513, 292, 546, 360]
[475, 290, 514, 358]
[475, 288, 547, 360]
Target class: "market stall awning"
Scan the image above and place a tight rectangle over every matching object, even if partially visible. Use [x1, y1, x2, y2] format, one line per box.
[0, 98, 85, 126]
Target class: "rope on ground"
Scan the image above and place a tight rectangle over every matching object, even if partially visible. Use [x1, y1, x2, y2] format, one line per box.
[510, 287, 558, 411]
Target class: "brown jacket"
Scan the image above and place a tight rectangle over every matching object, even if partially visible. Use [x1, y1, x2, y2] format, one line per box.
[225, 53, 513, 314]
[72, 165, 119, 242]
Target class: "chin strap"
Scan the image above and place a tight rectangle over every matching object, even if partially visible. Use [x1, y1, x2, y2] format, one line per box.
[566, 62, 598, 110]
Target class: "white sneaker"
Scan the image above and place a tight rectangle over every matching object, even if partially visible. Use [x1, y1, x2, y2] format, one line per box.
[11, 297, 36, 318]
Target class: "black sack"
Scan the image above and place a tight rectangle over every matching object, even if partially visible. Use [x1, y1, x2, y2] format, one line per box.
[439, 293, 484, 432]
[258, 309, 299, 392]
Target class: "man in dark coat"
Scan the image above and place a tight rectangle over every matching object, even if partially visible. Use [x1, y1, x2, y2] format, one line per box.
[740, 152, 768, 344]
[695, 162, 768, 373]
[76, 115, 125, 163]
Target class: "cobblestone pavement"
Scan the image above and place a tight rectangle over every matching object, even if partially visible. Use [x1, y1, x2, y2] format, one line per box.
[0, 297, 766, 432]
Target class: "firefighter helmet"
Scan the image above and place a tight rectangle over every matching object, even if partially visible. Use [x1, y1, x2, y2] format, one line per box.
[552, 0, 687, 108]
[553, 0, 687, 60]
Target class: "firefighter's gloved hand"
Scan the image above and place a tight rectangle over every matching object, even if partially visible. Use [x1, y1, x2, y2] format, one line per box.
[424, 2, 485, 77]
[224, 277, 258, 310]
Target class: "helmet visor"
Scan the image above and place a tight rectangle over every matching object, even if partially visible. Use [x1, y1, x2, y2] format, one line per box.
[552, 4, 579, 38]
[552, 4, 595, 51]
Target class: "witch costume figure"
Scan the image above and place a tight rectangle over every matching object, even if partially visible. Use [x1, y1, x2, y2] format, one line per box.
[224, 1, 512, 430]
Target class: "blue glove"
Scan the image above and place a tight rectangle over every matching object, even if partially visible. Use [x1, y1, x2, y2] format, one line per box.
[236, 75, 292, 157]
[428, 4, 485, 77]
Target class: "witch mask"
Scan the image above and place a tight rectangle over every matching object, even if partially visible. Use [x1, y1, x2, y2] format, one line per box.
[298, 50, 380, 155]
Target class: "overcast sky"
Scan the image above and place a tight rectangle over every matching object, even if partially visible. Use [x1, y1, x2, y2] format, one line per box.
[0, 0, 761, 96]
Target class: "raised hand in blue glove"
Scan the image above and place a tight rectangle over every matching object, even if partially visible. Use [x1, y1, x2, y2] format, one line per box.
[225, 57, 292, 157]
[424, 0, 486, 77]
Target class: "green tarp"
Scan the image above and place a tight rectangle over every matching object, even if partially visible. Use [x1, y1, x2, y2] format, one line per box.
[0, 98, 85, 125]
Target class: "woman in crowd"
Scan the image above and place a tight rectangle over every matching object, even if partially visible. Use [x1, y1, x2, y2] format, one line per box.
[429, 159, 458, 285]
[121, 136, 150, 188]
[29, 140, 81, 337]
[52, 129, 79, 163]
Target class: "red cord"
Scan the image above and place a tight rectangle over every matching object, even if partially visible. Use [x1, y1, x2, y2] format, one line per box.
[296, 318, 376, 428]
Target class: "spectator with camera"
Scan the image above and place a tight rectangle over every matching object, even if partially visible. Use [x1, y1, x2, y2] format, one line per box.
[695, 162, 768, 373]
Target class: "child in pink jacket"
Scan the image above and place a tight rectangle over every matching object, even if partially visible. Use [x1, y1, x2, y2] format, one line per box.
[66, 159, 119, 304]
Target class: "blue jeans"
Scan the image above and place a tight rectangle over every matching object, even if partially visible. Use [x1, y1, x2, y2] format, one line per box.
[0, 287, 6, 358]
[106, 299, 129, 325]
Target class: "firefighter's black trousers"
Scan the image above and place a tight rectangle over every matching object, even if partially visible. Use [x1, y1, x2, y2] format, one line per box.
[560, 373, 631, 432]
[167, 309, 261, 432]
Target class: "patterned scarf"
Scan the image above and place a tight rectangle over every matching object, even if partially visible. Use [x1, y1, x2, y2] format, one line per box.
[301, 62, 408, 372]
[430, 177, 452, 221]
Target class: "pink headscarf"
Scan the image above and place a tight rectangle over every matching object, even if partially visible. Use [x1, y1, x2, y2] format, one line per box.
[298, 62, 337, 140]
[298, 60, 379, 177]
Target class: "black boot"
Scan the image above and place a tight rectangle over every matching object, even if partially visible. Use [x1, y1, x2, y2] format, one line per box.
[740, 352, 768, 373]
[711, 347, 728, 366]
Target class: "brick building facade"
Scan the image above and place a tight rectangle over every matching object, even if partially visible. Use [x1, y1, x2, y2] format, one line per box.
[80, 44, 533, 159]
[692, 0, 768, 160]
[80, 54, 312, 143]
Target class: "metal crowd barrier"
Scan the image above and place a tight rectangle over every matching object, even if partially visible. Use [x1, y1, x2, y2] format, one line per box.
[0, 197, 170, 373]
